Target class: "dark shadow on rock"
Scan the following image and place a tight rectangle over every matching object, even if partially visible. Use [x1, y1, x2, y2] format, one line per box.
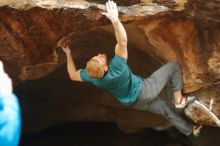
[19, 121, 195, 146]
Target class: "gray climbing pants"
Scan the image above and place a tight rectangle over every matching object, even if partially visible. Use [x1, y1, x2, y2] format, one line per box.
[133, 61, 193, 136]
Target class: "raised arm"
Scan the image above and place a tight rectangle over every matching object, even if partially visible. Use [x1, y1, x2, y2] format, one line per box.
[102, 0, 128, 59]
[62, 45, 82, 82]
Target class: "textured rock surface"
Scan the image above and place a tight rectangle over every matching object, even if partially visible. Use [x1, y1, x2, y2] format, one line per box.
[0, 0, 220, 133]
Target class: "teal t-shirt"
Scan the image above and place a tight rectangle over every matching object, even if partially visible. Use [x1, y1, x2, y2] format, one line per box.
[80, 55, 142, 105]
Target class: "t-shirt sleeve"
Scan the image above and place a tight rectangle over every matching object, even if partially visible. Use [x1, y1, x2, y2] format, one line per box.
[80, 69, 89, 82]
[109, 55, 127, 72]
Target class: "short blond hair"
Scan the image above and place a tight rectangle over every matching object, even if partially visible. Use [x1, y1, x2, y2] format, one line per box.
[86, 59, 105, 79]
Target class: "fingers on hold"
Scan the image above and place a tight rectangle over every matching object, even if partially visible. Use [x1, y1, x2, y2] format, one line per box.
[106, 1, 110, 11]
[111, 1, 114, 9]
[108, 0, 112, 9]
[111, 1, 115, 9]
[61, 42, 65, 47]
[102, 12, 107, 17]
[113, 2, 117, 9]
[64, 43, 69, 48]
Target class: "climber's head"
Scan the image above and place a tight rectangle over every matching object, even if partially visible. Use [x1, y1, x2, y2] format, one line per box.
[86, 54, 108, 79]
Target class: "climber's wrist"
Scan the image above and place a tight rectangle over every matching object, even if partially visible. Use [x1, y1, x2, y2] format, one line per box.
[111, 17, 119, 24]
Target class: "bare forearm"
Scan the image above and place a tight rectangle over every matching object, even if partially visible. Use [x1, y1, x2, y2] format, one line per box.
[112, 19, 127, 45]
[66, 53, 77, 78]
[102, 1, 127, 58]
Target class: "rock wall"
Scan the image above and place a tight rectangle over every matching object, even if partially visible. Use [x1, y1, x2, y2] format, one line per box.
[0, 0, 220, 133]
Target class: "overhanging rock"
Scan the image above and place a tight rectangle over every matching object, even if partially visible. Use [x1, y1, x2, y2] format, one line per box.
[0, 0, 220, 133]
